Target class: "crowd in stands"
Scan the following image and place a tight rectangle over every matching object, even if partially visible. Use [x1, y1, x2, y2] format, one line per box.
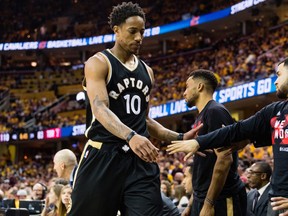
[0, 0, 241, 43]
[0, 21, 287, 133]
[148, 23, 288, 105]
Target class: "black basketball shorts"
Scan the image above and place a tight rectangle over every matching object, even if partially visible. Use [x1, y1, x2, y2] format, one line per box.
[68, 140, 163, 216]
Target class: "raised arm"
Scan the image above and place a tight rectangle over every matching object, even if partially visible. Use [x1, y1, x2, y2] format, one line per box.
[167, 106, 271, 158]
[145, 66, 202, 142]
[196, 108, 271, 151]
[147, 116, 203, 142]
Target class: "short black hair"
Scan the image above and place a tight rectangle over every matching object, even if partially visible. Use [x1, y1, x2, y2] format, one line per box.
[278, 57, 288, 67]
[189, 69, 218, 92]
[254, 161, 272, 180]
[108, 2, 145, 30]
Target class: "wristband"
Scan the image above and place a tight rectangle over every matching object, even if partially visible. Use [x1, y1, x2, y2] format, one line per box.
[177, 133, 184, 140]
[205, 198, 214, 206]
[126, 131, 137, 143]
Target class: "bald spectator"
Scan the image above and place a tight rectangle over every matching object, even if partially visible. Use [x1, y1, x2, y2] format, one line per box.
[53, 149, 78, 186]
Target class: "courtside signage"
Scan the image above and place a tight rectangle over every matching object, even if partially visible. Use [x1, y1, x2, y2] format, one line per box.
[231, 0, 266, 14]
[149, 76, 277, 119]
[0, 76, 277, 142]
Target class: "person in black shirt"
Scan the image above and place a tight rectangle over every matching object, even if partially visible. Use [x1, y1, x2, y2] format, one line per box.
[176, 69, 246, 216]
[68, 2, 201, 216]
[167, 58, 288, 216]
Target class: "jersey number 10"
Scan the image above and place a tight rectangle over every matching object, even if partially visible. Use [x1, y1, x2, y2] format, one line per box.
[124, 94, 141, 115]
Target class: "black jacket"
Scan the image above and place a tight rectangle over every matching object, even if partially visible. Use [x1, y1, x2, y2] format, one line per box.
[246, 184, 271, 216]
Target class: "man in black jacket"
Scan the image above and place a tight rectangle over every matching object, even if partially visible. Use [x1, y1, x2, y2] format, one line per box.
[246, 162, 272, 216]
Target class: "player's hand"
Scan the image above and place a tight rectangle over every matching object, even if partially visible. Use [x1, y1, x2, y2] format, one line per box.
[129, 134, 159, 163]
[167, 139, 200, 161]
[214, 147, 233, 158]
[196, 149, 214, 157]
[183, 122, 206, 158]
[181, 206, 191, 216]
[271, 197, 288, 215]
[216, 139, 250, 156]
[184, 123, 203, 140]
[214, 124, 249, 156]
[200, 202, 215, 216]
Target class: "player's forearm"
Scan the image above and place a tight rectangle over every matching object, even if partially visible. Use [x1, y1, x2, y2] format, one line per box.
[146, 117, 179, 142]
[205, 155, 232, 204]
[93, 99, 131, 141]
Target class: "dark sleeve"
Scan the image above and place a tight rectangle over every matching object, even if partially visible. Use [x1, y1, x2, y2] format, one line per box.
[196, 106, 271, 151]
[252, 121, 271, 148]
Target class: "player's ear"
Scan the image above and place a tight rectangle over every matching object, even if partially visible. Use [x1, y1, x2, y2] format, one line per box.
[113, 25, 119, 34]
[197, 82, 204, 92]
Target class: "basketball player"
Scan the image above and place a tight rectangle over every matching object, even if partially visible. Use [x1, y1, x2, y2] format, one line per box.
[167, 57, 288, 216]
[173, 70, 246, 216]
[68, 2, 200, 216]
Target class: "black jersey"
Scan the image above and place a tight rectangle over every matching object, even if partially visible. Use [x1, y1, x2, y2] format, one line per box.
[197, 100, 288, 197]
[192, 100, 244, 201]
[85, 49, 152, 143]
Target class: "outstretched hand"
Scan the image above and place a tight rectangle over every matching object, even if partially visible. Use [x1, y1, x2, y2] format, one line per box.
[167, 139, 200, 161]
[184, 123, 211, 157]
